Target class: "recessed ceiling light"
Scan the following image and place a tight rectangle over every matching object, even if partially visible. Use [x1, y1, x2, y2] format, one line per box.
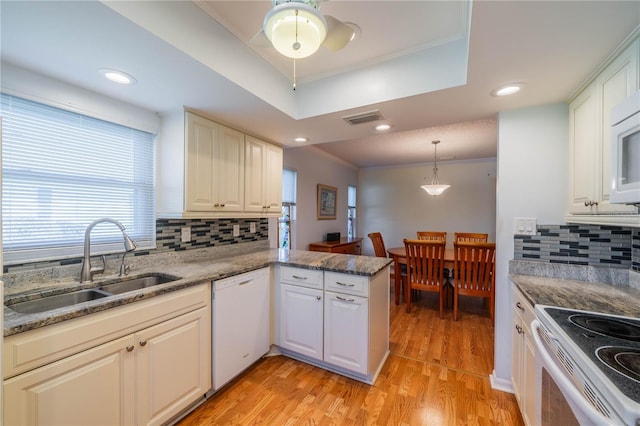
[98, 68, 137, 85]
[491, 83, 524, 97]
[294, 137, 308, 143]
[375, 124, 391, 131]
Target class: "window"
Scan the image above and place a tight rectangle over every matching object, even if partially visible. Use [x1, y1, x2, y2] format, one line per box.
[1, 93, 156, 263]
[348, 185, 356, 239]
[279, 169, 297, 249]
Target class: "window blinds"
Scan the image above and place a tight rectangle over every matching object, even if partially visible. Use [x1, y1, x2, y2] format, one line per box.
[1, 93, 156, 264]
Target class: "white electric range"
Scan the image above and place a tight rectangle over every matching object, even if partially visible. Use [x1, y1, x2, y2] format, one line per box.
[533, 305, 639, 426]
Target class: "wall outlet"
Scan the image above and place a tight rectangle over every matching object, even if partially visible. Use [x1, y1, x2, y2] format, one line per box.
[514, 217, 537, 236]
[250, 222, 256, 233]
[233, 224, 240, 237]
[181, 226, 191, 243]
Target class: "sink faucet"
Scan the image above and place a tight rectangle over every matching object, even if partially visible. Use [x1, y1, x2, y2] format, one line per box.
[80, 218, 137, 283]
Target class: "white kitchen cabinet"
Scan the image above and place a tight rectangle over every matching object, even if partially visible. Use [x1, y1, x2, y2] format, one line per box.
[276, 266, 326, 361]
[275, 265, 390, 384]
[511, 284, 536, 426]
[3, 284, 211, 426]
[567, 37, 639, 223]
[4, 335, 135, 426]
[324, 291, 368, 374]
[157, 110, 283, 218]
[244, 135, 283, 214]
[134, 307, 209, 426]
[185, 112, 244, 212]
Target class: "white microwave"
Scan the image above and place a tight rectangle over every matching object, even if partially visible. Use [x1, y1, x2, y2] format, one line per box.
[610, 90, 640, 204]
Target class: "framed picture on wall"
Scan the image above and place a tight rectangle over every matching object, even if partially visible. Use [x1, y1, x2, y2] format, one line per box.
[317, 184, 337, 220]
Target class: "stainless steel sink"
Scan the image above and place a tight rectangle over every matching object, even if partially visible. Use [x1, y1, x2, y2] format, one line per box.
[98, 274, 179, 295]
[6, 289, 112, 314]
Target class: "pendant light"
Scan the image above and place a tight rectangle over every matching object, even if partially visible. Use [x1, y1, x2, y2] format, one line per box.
[421, 140, 450, 196]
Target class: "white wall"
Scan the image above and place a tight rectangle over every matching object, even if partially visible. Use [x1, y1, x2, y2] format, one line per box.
[283, 145, 358, 250]
[493, 102, 568, 389]
[359, 159, 497, 254]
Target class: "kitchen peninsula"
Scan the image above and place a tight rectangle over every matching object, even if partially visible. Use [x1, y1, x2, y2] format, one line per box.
[3, 246, 391, 425]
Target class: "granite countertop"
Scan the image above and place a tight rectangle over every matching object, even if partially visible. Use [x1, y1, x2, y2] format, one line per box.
[4, 249, 392, 337]
[510, 273, 640, 318]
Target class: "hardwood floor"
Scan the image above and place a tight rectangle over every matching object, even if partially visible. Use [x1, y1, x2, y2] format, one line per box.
[178, 290, 524, 425]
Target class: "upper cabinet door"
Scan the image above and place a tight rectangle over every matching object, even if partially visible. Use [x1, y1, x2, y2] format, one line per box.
[184, 112, 245, 212]
[185, 112, 218, 211]
[244, 135, 283, 213]
[569, 84, 598, 213]
[216, 125, 245, 212]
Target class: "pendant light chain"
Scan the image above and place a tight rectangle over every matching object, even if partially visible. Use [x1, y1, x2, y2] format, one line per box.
[432, 140, 439, 184]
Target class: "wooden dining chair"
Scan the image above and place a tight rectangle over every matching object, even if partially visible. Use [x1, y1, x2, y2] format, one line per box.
[403, 238, 447, 317]
[452, 241, 496, 324]
[416, 231, 447, 242]
[454, 232, 488, 243]
[368, 232, 406, 304]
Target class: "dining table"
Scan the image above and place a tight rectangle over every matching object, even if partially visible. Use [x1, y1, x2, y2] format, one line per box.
[386, 246, 455, 305]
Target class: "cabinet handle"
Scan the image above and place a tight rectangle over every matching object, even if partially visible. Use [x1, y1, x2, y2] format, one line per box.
[516, 302, 525, 311]
[336, 295, 355, 302]
[336, 281, 355, 287]
[316, 296, 321, 300]
[515, 325, 524, 334]
[214, 203, 220, 207]
[584, 200, 600, 207]
[292, 275, 307, 280]
[239, 280, 252, 286]
[126, 345, 135, 352]
[139, 340, 147, 347]
[220, 204, 225, 207]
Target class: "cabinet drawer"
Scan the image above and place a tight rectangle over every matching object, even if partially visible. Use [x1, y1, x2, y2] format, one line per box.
[325, 272, 369, 297]
[512, 286, 535, 331]
[279, 266, 323, 289]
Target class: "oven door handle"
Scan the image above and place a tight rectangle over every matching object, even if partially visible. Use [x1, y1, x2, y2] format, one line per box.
[531, 320, 614, 426]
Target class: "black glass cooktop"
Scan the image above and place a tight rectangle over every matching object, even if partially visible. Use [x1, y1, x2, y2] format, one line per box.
[542, 307, 640, 404]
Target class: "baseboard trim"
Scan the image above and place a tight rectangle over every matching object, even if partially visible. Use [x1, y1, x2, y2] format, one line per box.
[490, 370, 514, 393]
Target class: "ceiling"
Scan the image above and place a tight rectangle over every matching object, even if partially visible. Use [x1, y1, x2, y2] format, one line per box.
[1, 1, 639, 168]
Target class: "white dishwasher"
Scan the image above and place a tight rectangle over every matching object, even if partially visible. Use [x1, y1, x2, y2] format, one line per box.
[207, 267, 270, 396]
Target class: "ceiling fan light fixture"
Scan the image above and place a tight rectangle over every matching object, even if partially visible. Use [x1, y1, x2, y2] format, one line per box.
[420, 140, 451, 196]
[264, 2, 327, 59]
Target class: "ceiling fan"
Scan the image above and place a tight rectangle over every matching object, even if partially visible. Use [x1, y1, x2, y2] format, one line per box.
[250, 0, 355, 59]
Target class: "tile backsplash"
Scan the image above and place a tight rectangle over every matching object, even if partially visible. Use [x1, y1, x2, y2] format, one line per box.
[514, 224, 639, 272]
[4, 218, 269, 274]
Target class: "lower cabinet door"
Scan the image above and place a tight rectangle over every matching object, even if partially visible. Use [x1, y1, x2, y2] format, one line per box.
[279, 283, 324, 360]
[4, 335, 135, 426]
[323, 291, 369, 374]
[135, 307, 211, 426]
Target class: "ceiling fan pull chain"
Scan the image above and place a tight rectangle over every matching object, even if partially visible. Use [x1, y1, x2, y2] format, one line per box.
[293, 8, 299, 91]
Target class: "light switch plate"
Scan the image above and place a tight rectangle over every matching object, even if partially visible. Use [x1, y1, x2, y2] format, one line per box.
[181, 226, 191, 243]
[250, 222, 256, 233]
[514, 217, 537, 236]
[233, 224, 240, 237]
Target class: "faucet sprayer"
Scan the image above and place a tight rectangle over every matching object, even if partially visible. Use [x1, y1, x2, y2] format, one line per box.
[80, 218, 137, 283]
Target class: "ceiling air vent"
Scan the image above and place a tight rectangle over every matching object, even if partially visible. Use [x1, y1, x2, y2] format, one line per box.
[342, 110, 384, 126]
